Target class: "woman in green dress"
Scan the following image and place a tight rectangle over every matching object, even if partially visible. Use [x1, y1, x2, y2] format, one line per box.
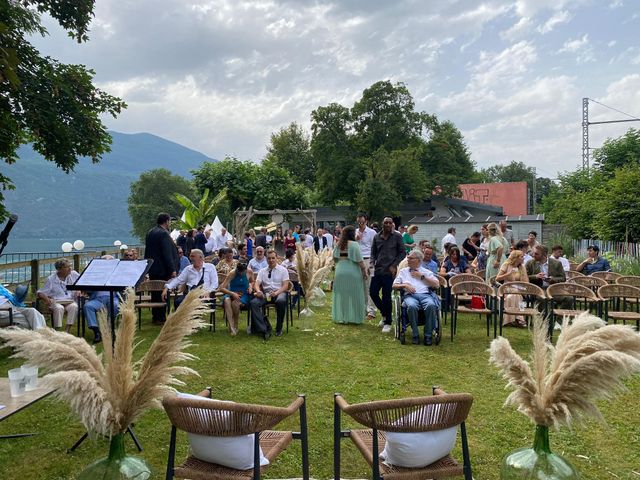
[485, 222, 505, 282]
[332, 225, 368, 324]
[402, 224, 418, 254]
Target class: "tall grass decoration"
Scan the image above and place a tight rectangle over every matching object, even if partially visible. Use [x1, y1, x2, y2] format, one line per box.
[0, 288, 208, 437]
[489, 313, 640, 478]
[295, 245, 334, 328]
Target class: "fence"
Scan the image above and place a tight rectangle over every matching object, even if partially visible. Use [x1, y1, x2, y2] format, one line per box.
[572, 239, 640, 259]
[0, 245, 143, 291]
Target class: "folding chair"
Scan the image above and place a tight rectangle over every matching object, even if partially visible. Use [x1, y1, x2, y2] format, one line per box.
[333, 387, 473, 480]
[163, 390, 309, 480]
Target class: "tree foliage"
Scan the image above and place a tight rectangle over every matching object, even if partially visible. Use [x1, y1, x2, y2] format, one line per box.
[0, 0, 126, 220]
[309, 80, 474, 221]
[592, 128, 640, 177]
[263, 122, 316, 187]
[173, 188, 228, 230]
[127, 169, 193, 240]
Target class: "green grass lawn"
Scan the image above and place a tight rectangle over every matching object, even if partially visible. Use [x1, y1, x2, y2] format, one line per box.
[1, 301, 639, 479]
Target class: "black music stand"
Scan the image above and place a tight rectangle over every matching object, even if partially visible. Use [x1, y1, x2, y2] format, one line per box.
[66, 258, 153, 453]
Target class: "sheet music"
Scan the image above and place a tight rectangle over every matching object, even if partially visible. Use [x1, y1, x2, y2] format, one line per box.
[78, 259, 119, 285]
[106, 261, 150, 287]
[73, 259, 151, 288]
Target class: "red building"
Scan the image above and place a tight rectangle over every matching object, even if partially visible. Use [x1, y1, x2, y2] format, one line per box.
[458, 182, 528, 216]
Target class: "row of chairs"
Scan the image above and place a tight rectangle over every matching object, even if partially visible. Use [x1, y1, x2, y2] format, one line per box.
[163, 387, 473, 480]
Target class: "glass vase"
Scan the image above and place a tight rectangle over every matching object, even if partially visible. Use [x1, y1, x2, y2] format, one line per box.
[500, 425, 580, 479]
[77, 433, 151, 480]
[299, 299, 315, 331]
[309, 286, 326, 307]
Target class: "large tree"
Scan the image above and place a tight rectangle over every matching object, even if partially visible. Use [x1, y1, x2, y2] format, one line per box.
[263, 122, 316, 187]
[128, 169, 193, 240]
[0, 0, 126, 219]
[592, 128, 640, 177]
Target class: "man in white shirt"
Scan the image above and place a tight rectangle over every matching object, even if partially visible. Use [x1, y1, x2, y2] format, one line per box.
[36, 258, 79, 332]
[213, 228, 229, 253]
[392, 249, 440, 345]
[499, 220, 514, 246]
[323, 229, 334, 248]
[248, 246, 268, 272]
[441, 227, 457, 255]
[204, 228, 217, 255]
[551, 245, 571, 272]
[162, 249, 218, 309]
[250, 250, 291, 339]
[355, 213, 377, 319]
[303, 228, 315, 249]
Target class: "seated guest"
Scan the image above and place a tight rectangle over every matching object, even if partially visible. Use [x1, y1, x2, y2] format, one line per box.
[216, 247, 238, 277]
[462, 232, 481, 261]
[177, 247, 190, 273]
[237, 243, 249, 263]
[219, 261, 253, 336]
[248, 246, 268, 272]
[526, 244, 565, 289]
[551, 245, 571, 272]
[37, 259, 80, 332]
[392, 249, 440, 345]
[515, 240, 534, 266]
[439, 246, 470, 277]
[526, 231, 539, 255]
[162, 249, 218, 309]
[496, 250, 529, 327]
[576, 244, 611, 275]
[250, 250, 291, 339]
[420, 244, 439, 274]
[0, 285, 46, 329]
[84, 290, 118, 344]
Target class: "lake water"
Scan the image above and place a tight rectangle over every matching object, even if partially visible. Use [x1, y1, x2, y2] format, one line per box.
[3, 236, 141, 254]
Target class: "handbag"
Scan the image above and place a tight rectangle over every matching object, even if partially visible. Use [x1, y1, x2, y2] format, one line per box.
[470, 294, 486, 310]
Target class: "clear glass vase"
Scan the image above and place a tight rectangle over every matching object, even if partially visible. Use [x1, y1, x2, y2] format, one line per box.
[299, 299, 315, 331]
[77, 433, 151, 480]
[500, 425, 580, 479]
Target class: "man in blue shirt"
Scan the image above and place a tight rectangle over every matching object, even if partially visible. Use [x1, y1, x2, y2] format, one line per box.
[421, 244, 439, 275]
[576, 245, 611, 275]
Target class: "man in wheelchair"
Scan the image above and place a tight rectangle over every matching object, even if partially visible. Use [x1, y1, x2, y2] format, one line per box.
[392, 249, 441, 345]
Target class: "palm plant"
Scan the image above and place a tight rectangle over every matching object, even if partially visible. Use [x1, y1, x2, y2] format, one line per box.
[174, 188, 227, 230]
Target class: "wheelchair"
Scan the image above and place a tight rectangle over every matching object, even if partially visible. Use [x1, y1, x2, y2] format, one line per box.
[392, 289, 442, 346]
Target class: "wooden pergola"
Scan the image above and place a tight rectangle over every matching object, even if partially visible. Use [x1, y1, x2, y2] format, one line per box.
[233, 207, 317, 238]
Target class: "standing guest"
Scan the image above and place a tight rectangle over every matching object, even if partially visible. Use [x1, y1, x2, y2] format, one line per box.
[248, 246, 268, 272]
[332, 225, 367, 325]
[219, 261, 253, 336]
[370, 216, 406, 333]
[216, 247, 238, 277]
[398, 225, 406, 236]
[421, 244, 439, 274]
[282, 248, 302, 307]
[176, 230, 187, 252]
[515, 240, 534, 266]
[292, 225, 301, 242]
[237, 243, 249, 263]
[402, 225, 418, 254]
[250, 250, 291, 339]
[526, 244, 566, 288]
[576, 245, 611, 275]
[393, 249, 440, 345]
[213, 228, 229, 253]
[474, 224, 490, 272]
[334, 224, 343, 241]
[244, 231, 254, 259]
[273, 227, 285, 257]
[283, 229, 297, 252]
[205, 228, 217, 256]
[439, 246, 470, 277]
[462, 232, 481, 261]
[177, 247, 190, 274]
[526, 231, 540, 255]
[441, 227, 457, 255]
[499, 220, 514, 246]
[194, 226, 207, 252]
[323, 228, 334, 248]
[144, 212, 179, 324]
[356, 213, 377, 320]
[37, 259, 79, 332]
[551, 245, 571, 272]
[485, 223, 505, 282]
[184, 229, 195, 257]
[254, 227, 268, 249]
[313, 227, 327, 252]
[496, 250, 529, 327]
[162, 249, 218, 310]
[303, 228, 315, 249]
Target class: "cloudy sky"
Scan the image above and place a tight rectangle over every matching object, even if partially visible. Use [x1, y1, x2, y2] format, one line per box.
[34, 0, 640, 179]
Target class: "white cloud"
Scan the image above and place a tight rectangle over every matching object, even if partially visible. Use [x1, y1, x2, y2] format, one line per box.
[537, 10, 572, 33]
[500, 16, 533, 40]
[558, 34, 595, 63]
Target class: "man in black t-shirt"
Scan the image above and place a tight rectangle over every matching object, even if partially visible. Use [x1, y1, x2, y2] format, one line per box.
[462, 231, 481, 261]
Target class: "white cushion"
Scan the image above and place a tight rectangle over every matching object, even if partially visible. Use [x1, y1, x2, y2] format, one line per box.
[379, 405, 458, 468]
[177, 393, 269, 470]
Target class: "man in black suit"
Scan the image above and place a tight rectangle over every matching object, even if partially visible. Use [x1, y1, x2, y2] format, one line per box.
[313, 227, 328, 252]
[144, 212, 179, 324]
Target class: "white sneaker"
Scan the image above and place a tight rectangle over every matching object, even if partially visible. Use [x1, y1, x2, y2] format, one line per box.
[382, 324, 392, 333]
[378, 320, 385, 327]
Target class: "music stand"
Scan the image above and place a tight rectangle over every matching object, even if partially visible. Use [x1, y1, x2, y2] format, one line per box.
[66, 258, 152, 452]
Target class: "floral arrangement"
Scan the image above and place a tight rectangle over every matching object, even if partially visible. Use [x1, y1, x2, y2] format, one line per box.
[295, 244, 334, 303]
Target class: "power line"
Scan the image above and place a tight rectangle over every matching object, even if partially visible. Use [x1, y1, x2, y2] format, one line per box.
[588, 98, 640, 121]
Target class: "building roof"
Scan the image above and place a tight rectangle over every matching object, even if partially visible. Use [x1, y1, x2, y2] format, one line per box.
[408, 214, 545, 224]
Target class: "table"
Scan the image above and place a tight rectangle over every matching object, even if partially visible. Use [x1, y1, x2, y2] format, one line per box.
[0, 377, 54, 438]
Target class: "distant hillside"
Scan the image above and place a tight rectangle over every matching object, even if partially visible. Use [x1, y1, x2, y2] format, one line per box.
[0, 131, 216, 239]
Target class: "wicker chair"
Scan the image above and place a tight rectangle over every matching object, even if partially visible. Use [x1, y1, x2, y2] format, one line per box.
[436, 274, 449, 325]
[475, 269, 486, 280]
[450, 281, 495, 340]
[333, 387, 474, 480]
[447, 273, 483, 287]
[135, 280, 170, 329]
[546, 282, 601, 339]
[567, 275, 607, 293]
[568, 261, 579, 271]
[590, 271, 622, 283]
[496, 282, 546, 336]
[598, 284, 640, 329]
[616, 275, 640, 288]
[565, 270, 585, 280]
[163, 391, 309, 480]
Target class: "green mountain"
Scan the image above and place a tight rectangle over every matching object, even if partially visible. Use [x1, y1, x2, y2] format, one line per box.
[0, 131, 216, 239]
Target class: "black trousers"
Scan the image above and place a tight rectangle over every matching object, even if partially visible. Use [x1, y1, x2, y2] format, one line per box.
[149, 273, 168, 322]
[250, 293, 287, 334]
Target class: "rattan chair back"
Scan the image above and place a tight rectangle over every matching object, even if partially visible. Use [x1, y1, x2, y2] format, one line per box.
[547, 282, 599, 301]
[598, 284, 640, 301]
[497, 281, 545, 299]
[568, 261, 579, 271]
[565, 270, 585, 280]
[136, 279, 166, 295]
[616, 275, 640, 287]
[568, 276, 607, 290]
[451, 281, 493, 297]
[591, 271, 622, 283]
[475, 269, 486, 279]
[436, 274, 448, 289]
[448, 274, 483, 288]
